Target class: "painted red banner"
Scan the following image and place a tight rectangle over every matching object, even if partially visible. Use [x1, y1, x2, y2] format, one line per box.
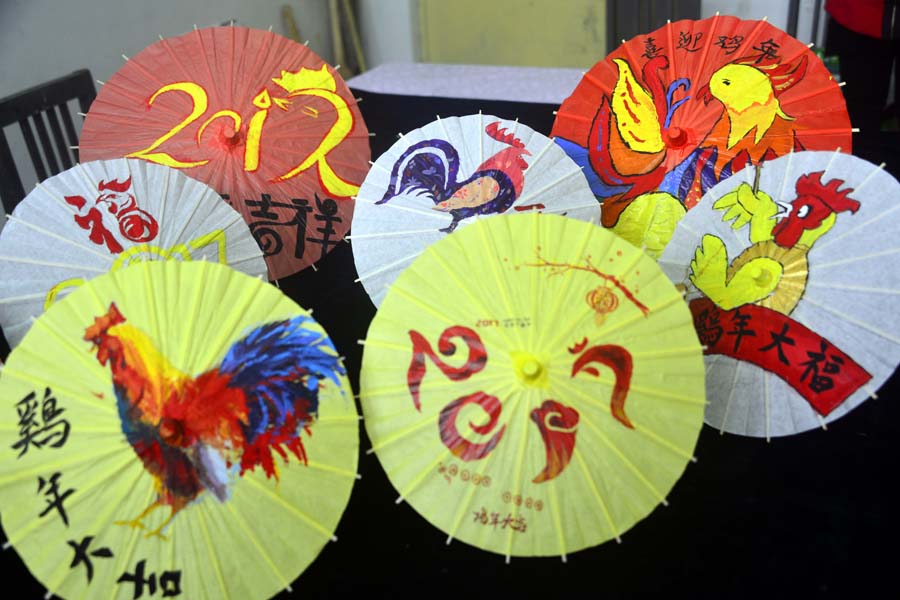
[689, 298, 871, 416]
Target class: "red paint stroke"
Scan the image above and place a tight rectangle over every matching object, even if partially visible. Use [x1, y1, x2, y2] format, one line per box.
[438, 392, 506, 461]
[690, 297, 871, 415]
[407, 326, 488, 411]
[530, 400, 580, 483]
[571, 344, 635, 428]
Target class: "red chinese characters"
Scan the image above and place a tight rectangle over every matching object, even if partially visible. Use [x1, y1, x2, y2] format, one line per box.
[64, 177, 159, 254]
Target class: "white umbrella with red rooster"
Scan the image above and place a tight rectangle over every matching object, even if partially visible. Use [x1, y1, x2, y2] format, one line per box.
[659, 150, 900, 438]
[350, 113, 600, 307]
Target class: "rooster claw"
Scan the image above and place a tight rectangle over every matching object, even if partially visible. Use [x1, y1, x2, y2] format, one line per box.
[114, 518, 147, 531]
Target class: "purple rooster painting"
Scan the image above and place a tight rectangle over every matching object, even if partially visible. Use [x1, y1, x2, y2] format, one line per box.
[376, 122, 531, 232]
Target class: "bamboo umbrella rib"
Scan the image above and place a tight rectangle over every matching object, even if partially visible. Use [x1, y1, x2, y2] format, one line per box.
[801, 295, 900, 344]
[29, 314, 107, 376]
[0, 442, 123, 489]
[813, 247, 900, 270]
[442, 385, 519, 547]
[194, 504, 231, 599]
[501, 389, 535, 562]
[571, 448, 621, 543]
[5, 215, 114, 263]
[346, 228, 440, 240]
[0, 292, 50, 305]
[223, 498, 294, 588]
[805, 281, 900, 295]
[579, 407, 669, 506]
[813, 203, 900, 254]
[0, 365, 114, 415]
[0, 255, 106, 273]
[243, 475, 340, 542]
[354, 251, 420, 283]
[554, 377, 699, 460]
[545, 463, 569, 561]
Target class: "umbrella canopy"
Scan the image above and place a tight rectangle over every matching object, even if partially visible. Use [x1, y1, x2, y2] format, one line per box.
[360, 212, 705, 558]
[0, 261, 358, 598]
[351, 113, 599, 307]
[80, 25, 370, 279]
[659, 150, 900, 438]
[552, 15, 851, 257]
[0, 158, 266, 347]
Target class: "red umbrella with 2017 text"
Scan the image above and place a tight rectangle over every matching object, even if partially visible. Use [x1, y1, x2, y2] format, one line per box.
[551, 14, 852, 258]
[80, 25, 370, 279]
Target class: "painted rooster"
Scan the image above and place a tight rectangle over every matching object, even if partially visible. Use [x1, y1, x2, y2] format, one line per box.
[84, 303, 344, 539]
[555, 56, 693, 227]
[679, 55, 809, 205]
[690, 171, 860, 315]
[376, 121, 531, 232]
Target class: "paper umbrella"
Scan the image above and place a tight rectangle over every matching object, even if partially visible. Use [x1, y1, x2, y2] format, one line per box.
[0, 158, 267, 348]
[551, 14, 851, 257]
[351, 113, 600, 307]
[0, 260, 358, 599]
[80, 25, 370, 279]
[659, 150, 900, 438]
[360, 212, 706, 558]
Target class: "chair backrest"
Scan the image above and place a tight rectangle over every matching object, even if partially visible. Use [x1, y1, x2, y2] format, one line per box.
[0, 69, 96, 214]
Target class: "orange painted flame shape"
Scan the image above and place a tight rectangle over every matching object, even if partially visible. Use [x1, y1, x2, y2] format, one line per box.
[530, 400, 580, 483]
[438, 392, 506, 461]
[570, 340, 635, 429]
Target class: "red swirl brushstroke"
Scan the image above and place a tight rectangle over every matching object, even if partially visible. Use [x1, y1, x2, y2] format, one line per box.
[406, 326, 487, 411]
[438, 392, 506, 461]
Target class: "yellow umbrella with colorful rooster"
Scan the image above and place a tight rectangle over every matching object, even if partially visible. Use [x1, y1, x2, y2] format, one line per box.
[0, 261, 358, 598]
[659, 150, 900, 438]
[360, 212, 706, 558]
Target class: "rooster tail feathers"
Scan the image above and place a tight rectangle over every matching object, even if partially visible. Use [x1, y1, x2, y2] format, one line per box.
[377, 139, 461, 204]
[485, 121, 526, 149]
[221, 315, 345, 443]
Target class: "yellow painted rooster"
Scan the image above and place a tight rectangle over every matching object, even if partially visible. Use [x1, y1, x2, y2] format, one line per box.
[690, 171, 860, 315]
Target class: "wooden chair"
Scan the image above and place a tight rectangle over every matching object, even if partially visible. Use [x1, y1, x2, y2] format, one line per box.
[0, 69, 95, 359]
[0, 69, 96, 214]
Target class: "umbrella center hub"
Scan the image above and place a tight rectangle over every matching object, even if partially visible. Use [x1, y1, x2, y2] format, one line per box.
[665, 127, 688, 148]
[511, 351, 548, 388]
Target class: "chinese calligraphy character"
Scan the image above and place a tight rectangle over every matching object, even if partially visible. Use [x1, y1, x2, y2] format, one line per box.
[12, 387, 70, 457]
[37, 472, 75, 526]
[695, 307, 723, 347]
[117, 560, 182, 598]
[758, 323, 796, 365]
[64, 178, 159, 254]
[501, 514, 527, 532]
[714, 34, 745, 55]
[68, 536, 114, 583]
[677, 31, 703, 52]
[751, 38, 781, 63]
[472, 506, 489, 525]
[246, 193, 313, 259]
[305, 195, 343, 259]
[800, 341, 844, 393]
[726, 309, 756, 353]
[642, 36, 663, 59]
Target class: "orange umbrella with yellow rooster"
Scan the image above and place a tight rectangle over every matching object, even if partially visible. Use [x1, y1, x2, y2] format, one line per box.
[0, 261, 358, 598]
[659, 150, 900, 438]
[552, 14, 851, 258]
[80, 26, 371, 279]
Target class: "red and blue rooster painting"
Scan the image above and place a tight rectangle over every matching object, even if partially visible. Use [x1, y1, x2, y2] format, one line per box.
[84, 303, 344, 539]
[376, 121, 531, 232]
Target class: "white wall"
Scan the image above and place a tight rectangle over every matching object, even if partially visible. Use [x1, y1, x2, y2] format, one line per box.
[357, 0, 417, 67]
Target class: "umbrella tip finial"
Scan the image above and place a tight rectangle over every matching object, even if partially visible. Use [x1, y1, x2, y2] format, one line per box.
[762, 15, 768, 21]
[330, 535, 338, 542]
[158, 34, 164, 40]
[615, 536, 622, 544]
[121, 54, 129, 61]
[268, 24, 273, 32]
[395, 496, 404, 504]
[193, 24, 198, 30]
[561, 555, 568, 564]
[445, 536, 453, 546]
[304, 39, 310, 45]
[505, 555, 511, 564]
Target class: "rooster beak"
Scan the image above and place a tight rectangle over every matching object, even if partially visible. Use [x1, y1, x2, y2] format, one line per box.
[773, 201, 791, 219]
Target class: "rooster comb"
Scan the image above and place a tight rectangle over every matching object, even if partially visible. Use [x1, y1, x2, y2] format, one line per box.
[485, 121, 526, 149]
[795, 171, 861, 213]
